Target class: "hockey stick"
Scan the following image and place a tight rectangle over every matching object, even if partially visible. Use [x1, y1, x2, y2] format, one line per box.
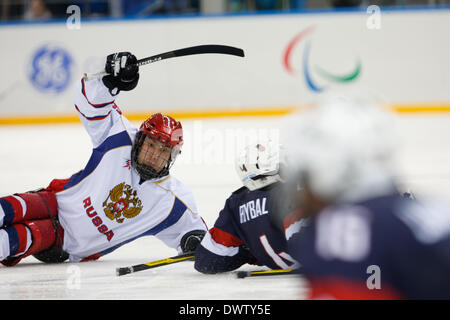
[116, 251, 195, 276]
[83, 44, 245, 81]
[236, 268, 297, 279]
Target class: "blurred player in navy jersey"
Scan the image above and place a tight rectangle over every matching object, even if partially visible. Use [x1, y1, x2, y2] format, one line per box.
[285, 96, 450, 299]
[194, 140, 307, 274]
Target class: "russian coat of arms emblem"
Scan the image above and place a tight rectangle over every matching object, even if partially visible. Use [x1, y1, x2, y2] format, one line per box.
[103, 182, 143, 223]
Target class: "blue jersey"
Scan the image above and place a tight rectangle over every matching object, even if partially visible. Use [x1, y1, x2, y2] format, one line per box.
[195, 183, 301, 273]
[290, 194, 450, 299]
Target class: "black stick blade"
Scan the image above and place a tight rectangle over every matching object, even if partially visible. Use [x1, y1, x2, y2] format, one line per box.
[171, 45, 245, 58]
[83, 44, 245, 80]
[137, 45, 245, 67]
[116, 266, 133, 276]
[115, 252, 195, 276]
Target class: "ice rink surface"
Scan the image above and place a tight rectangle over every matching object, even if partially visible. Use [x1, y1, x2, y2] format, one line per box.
[1, 113, 450, 300]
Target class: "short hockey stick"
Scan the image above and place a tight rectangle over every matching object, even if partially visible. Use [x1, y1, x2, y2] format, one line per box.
[236, 268, 297, 279]
[116, 251, 195, 276]
[83, 44, 245, 80]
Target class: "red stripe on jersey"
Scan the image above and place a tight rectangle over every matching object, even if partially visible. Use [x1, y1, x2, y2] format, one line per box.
[75, 105, 111, 121]
[200, 217, 209, 230]
[112, 103, 122, 115]
[81, 78, 115, 108]
[4, 196, 23, 223]
[46, 178, 71, 193]
[307, 276, 403, 300]
[209, 227, 243, 247]
[283, 208, 307, 230]
[14, 224, 29, 255]
[81, 253, 102, 262]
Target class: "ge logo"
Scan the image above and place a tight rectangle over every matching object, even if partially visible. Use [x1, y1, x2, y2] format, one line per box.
[29, 44, 74, 94]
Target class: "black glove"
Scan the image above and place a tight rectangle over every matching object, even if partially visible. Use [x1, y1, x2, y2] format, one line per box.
[102, 52, 139, 95]
[238, 245, 261, 266]
[180, 230, 206, 253]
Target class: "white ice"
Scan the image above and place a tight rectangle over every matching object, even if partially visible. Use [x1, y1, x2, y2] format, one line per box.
[0, 114, 449, 300]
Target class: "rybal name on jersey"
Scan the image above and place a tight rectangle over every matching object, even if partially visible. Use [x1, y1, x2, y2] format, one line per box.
[239, 197, 268, 224]
[83, 197, 114, 241]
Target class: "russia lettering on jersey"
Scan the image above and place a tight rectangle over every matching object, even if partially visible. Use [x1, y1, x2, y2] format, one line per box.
[51, 77, 207, 262]
[83, 197, 114, 241]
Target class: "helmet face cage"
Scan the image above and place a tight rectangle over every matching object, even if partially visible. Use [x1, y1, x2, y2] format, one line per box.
[131, 116, 182, 180]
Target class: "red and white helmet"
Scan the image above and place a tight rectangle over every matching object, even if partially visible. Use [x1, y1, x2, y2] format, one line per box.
[131, 113, 183, 180]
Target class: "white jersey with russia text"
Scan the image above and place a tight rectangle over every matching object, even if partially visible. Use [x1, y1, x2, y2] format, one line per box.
[55, 77, 207, 262]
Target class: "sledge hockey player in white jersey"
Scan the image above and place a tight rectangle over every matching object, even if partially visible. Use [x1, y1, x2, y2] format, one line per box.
[0, 52, 207, 266]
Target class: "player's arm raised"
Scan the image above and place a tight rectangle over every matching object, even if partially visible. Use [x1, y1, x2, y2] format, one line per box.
[73, 52, 139, 147]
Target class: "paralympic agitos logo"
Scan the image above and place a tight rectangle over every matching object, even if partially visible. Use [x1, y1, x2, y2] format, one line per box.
[283, 26, 361, 92]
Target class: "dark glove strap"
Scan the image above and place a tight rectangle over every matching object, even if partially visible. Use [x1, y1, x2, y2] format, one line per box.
[181, 230, 206, 253]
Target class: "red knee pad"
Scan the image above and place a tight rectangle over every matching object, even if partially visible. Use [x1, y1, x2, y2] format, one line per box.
[1, 219, 59, 267]
[15, 191, 58, 221]
[25, 219, 58, 255]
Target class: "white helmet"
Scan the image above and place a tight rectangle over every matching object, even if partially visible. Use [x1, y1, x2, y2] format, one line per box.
[235, 140, 285, 191]
[286, 94, 398, 203]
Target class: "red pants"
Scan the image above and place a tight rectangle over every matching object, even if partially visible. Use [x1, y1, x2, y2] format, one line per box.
[0, 189, 63, 266]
